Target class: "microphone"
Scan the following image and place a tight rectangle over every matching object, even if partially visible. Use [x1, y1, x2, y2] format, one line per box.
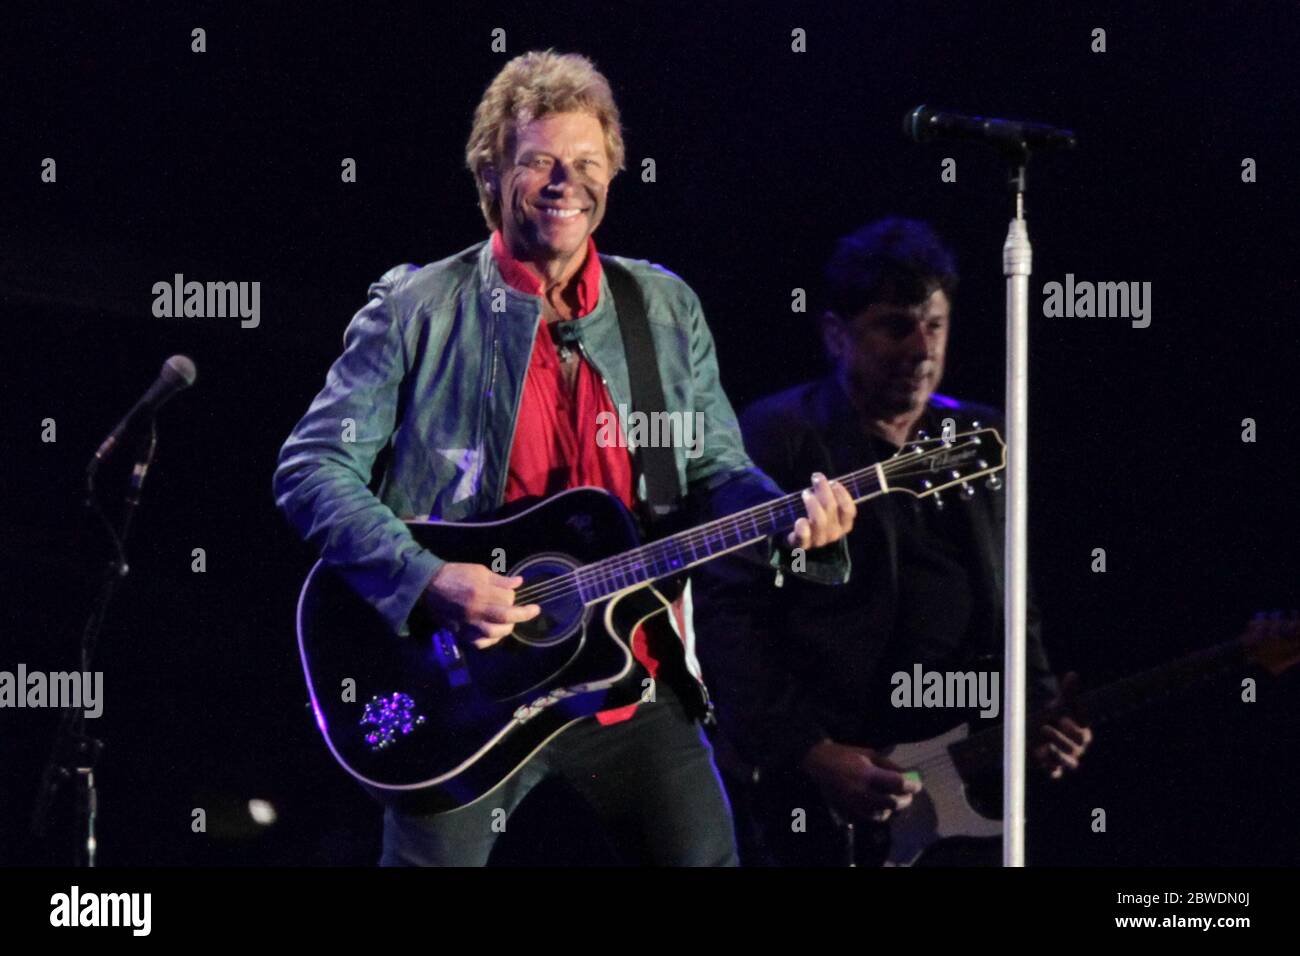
[903, 105, 1077, 153]
[549, 321, 580, 362]
[92, 355, 197, 464]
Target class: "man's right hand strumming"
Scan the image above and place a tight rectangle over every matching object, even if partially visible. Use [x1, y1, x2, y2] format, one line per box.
[801, 739, 923, 823]
[422, 563, 542, 649]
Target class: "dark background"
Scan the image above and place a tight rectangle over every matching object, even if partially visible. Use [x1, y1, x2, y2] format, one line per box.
[3, 1, 1297, 866]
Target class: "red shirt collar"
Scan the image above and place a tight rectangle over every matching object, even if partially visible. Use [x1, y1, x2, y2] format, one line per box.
[490, 230, 602, 318]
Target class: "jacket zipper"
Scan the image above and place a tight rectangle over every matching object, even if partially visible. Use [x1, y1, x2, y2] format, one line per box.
[573, 333, 609, 395]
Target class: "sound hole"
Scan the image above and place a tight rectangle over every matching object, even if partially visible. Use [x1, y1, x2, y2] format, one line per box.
[511, 554, 585, 648]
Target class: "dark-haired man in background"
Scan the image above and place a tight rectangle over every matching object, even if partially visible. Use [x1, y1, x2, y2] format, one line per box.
[694, 218, 1092, 866]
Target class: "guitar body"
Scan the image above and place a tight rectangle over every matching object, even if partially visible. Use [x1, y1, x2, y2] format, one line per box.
[297, 487, 671, 813]
[882, 724, 1002, 866]
[741, 721, 1002, 867]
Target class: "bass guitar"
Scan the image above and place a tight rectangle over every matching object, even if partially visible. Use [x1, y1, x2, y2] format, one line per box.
[881, 612, 1300, 865]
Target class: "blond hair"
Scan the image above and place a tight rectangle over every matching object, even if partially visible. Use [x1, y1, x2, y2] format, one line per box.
[465, 50, 626, 231]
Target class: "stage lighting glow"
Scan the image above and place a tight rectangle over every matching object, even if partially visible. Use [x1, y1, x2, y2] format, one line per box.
[247, 799, 277, 826]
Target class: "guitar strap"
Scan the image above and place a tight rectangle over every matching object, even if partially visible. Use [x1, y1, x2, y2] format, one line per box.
[602, 258, 681, 526]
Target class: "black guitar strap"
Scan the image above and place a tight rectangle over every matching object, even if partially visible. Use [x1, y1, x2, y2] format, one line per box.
[602, 258, 681, 524]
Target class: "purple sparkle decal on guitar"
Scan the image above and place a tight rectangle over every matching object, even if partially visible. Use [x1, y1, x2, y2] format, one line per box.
[361, 692, 426, 751]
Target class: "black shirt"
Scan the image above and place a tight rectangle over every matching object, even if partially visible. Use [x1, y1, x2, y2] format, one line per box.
[692, 377, 1059, 769]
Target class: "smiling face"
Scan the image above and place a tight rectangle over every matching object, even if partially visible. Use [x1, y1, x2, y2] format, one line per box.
[493, 110, 611, 267]
[823, 289, 951, 419]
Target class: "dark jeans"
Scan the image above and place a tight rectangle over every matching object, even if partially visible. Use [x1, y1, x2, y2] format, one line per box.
[379, 682, 739, 866]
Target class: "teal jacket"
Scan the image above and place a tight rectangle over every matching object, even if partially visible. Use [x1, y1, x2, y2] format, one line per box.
[273, 239, 847, 671]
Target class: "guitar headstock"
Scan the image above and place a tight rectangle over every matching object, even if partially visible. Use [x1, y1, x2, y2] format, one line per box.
[882, 428, 1007, 501]
[1242, 611, 1300, 676]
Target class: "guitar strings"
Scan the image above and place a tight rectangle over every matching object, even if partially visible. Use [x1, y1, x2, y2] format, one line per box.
[573, 447, 992, 591]
[512, 466, 884, 605]
[512, 442, 987, 606]
[518, 458, 918, 604]
[512, 441, 998, 606]
[889, 736, 1040, 778]
[514, 468, 922, 605]
[513, 447, 994, 604]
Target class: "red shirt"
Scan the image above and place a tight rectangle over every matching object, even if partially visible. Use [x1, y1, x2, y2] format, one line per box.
[491, 232, 663, 724]
[495, 231, 634, 510]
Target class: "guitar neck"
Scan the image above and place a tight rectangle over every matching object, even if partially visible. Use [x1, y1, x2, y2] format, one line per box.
[954, 636, 1250, 772]
[573, 464, 889, 603]
[552, 428, 1003, 605]
[1072, 638, 1248, 726]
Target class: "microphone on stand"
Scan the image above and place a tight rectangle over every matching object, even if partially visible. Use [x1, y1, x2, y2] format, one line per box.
[903, 105, 1077, 153]
[42, 354, 198, 863]
[90, 355, 197, 469]
[902, 103, 1078, 866]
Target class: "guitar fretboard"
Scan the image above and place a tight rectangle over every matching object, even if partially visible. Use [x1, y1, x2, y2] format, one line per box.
[572, 464, 885, 601]
[952, 637, 1248, 772]
[552, 431, 1000, 604]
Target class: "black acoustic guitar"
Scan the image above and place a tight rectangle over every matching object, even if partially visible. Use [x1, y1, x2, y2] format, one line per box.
[296, 429, 1005, 811]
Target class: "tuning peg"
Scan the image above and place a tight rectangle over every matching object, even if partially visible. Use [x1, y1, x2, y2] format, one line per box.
[961, 481, 975, 498]
[916, 429, 929, 440]
[922, 480, 944, 510]
[971, 420, 982, 429]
